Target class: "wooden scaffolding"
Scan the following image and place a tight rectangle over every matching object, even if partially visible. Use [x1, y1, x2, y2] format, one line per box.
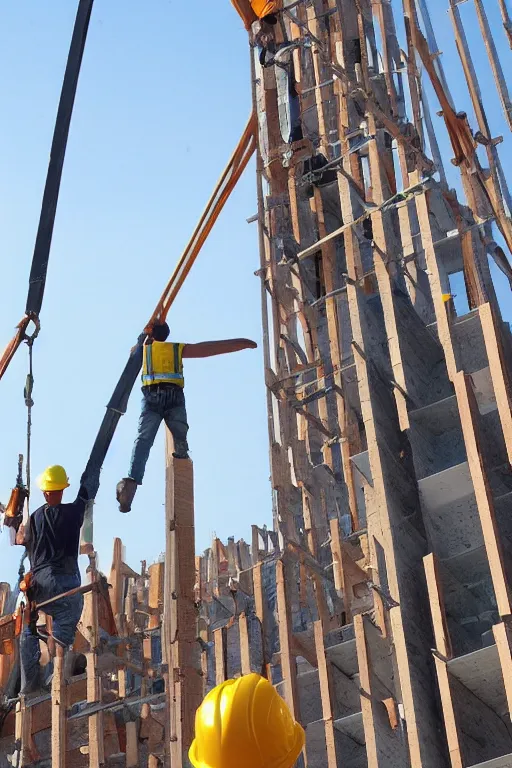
[1, 0, 512, 765]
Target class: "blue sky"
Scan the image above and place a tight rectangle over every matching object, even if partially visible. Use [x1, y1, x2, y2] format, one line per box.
[0, 1, 510, 585]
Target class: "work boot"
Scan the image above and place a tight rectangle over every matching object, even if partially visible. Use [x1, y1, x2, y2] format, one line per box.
[172, 440, 190, 460]
[116, 478, 138, 513]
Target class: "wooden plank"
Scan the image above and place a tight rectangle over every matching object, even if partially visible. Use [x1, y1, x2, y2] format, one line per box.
[423, 554, 452, 659]
[14, 697, 36, 766]
[413, 180, 458, 379]
[479, 302, 512, 465]
[432, 656, 463, 768]
[125, 721, 139, 768]
[253, 561, 265, 625]
[492, 618, 512, 719]
[474, 0, 512, 131]
[51, 647, 66, 768]
[366, 119, 410, 430]
[84, 553, 104, 768]
[453, 371, 512, 616]
[276, 560, 299, 719]
[239, 613, 251, 675]
[214, 628, 226, 685]
[354, 614, 379, 767]
[313, 620, 339, 768]
[312, 187, 359, 527]
[109, 538, 125, 632]
[163, 436, 203, 767]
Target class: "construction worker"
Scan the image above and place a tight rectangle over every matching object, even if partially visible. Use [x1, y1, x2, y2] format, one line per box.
[17, 465, 98, 695]
[231, 0, 282, 29]
[116, 322, 257, 513]
[189, 673, 305, 768]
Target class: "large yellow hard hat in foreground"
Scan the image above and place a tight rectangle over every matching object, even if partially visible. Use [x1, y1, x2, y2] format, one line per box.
[37, 465, 70, 492]
[189, 673, 305, 768]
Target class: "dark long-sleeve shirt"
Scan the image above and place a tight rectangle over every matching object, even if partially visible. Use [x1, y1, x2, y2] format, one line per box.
[28, 485, 90, 576]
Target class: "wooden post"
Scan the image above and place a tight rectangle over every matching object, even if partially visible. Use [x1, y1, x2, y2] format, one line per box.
[51, 646, 66, 768]
[163, 433, 202, 767]
[423, 555, 463, 768]
[125, 720, 139, 768]
[214, 628, 226, 685]
[454, 371, 512, 617]
[275, 561, 299, 718]
[84, 553, 105, 768]
[14, 696, 34, 766]
[313, 620, 339, 768]
[238, 613, 251, 675]
[493, 617, 512, 720]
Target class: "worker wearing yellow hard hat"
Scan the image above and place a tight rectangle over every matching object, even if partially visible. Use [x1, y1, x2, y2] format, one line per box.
[16, 463, 99, 695]
[231, 0, 282, 30]
[189, 673, 305, 768]
[37, 464, 70, 492]
[116, 322, 257, 513]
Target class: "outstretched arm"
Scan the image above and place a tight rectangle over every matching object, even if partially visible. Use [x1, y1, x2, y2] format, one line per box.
[182, 338, 257, 359]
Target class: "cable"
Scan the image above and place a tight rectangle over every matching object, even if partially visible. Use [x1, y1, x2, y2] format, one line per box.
[0, 0, 95, 385]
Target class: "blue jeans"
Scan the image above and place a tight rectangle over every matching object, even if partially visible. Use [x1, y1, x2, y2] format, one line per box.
[129, 385, 189, 485]
[20, 568, 83, 691]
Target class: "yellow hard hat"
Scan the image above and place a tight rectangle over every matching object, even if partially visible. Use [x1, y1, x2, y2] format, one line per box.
[189, 673, 305, 768]
[37, 465, 70, 492]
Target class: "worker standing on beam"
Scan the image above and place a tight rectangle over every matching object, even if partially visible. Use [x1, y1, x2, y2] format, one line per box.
[17, 465, 99, 695]
[116, 322, 257, 513]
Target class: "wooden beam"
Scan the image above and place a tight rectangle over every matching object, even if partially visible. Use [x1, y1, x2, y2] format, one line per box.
[354, 613, 380, 767]
[14, 697, 36, 766]
[313, 620, 340, 768]
[85, 553, 104, 768]
[125, 721, 139, 768]
[276, 560, 300, 719]
[163, 436, 203, 768]
[51, 647, 66, 768]
[238, 613, 251, 675]
[479, 302, 512, 466]
[214, 627, 226, 685]
[454, 370, 512, 616]
[423, 554, 452, 659]
[432, 656, 463, 768]
[493, 617, 512, 719]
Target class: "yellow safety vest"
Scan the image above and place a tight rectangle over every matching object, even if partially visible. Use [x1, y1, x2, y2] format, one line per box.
[142, 341, 185, 388]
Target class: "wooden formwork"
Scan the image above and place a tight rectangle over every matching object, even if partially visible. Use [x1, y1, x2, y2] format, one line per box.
[0, 0, 511, 764]
[244, 0, 512, 765]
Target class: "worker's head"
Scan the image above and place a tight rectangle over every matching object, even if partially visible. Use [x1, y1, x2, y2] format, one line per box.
[189, 673, 305, 768]
[151, 322, 170, 342]
[37, 465, 70, 506]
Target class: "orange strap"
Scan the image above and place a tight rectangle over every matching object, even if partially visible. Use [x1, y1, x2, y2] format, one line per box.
[147, 112, 257, 329]
[0, 314, 40, 384]
[0, 316, 31, 382]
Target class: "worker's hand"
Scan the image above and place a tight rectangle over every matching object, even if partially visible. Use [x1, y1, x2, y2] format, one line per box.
[15, 524, 27, 546]
[244, 340, 258, 349]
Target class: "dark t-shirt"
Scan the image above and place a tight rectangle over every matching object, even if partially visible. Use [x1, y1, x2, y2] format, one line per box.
[28, 485, 89, 575]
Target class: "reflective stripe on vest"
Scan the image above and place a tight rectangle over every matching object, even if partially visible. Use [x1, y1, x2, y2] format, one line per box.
[142, 341, 185, 387]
